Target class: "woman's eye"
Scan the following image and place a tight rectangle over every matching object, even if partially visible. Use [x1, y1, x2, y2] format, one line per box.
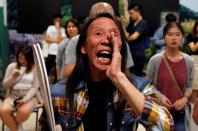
[113, 32, 120, 37]
[94, 32, 103, 37]
[175, 33, 181, 37]
[167, 33, 173, 36]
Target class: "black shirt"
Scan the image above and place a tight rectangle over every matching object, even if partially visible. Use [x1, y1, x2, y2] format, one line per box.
[82, 80, 114, 131]
[127, 19, 148, 56]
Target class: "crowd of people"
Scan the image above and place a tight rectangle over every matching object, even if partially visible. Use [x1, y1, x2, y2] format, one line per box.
[0, 2, 198, 131]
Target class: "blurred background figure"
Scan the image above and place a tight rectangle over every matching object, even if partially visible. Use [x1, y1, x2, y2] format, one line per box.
[153, 13, 177, 53]
[122, 3, 149, 77]
[147, 23, 194, 131]
[0, 45, 39, 131]
[89, 2, 114, 17]
[56, 18, 80, 80]
[186, 20, 198, 102]
[44, 13, 66, 83]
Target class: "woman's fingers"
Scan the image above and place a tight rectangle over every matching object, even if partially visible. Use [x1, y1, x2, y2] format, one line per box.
[106, 32, 122, 78]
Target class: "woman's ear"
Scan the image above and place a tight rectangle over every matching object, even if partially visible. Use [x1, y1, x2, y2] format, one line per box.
[81, 44, 86, 54]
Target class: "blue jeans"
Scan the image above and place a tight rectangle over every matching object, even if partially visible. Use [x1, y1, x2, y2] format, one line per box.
[171, 110, 185, 131]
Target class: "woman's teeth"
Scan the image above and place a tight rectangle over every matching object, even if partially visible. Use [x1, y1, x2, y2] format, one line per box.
[97, 51, 112, 59]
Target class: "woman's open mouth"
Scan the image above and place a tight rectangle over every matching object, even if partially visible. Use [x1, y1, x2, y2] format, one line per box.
[96, 51, 112, 64]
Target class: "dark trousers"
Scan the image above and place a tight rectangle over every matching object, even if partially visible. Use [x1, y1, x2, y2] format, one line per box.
[171, 110, 185, 131]
[130, 55, 146, 76]
[45, 54, 57, 83]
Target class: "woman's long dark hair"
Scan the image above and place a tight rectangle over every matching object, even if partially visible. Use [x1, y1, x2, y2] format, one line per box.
[16, 45, 34, 72]
[66, 13, 128, 127]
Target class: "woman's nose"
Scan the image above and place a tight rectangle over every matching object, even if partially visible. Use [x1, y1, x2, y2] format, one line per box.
[101, 33, 111, 45]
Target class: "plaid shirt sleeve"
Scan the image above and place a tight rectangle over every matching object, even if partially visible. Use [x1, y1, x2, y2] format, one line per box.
[52, 97, 68, 116]
[140, 98, 174, 131]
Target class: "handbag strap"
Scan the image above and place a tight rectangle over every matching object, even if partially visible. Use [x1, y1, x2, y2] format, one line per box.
[163, 54, 184, 96]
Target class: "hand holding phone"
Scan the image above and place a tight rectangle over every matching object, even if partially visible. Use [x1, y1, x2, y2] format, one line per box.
[19, 66, 26, 74]
[13, 70, 21, 78]
[14, 97, 23, 107]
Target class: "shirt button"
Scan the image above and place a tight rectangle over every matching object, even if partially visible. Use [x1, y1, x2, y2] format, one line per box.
[122, 121, 125, 124]
[109, 122, 113, 126]
[108, 102, 112, 106]
[66, 123, 69, 127]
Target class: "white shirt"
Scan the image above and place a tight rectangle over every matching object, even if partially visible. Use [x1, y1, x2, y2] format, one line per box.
[46, 25, 66, 55]
[13, 67, 34, 90]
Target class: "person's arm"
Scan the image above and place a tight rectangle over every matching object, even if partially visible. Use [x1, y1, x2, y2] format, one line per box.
[112, 72, 145, 116]
[184, 55, 194, 97]
[188, 41, 198, 52]
[45, 26, 55, 44]
[153, 27, 165, 46]
[45, 34, 54, 43]
[140, 98, 174, 130]
[106, 32, 174, 130]
[56, 40, 67, 80]
[2, 63, 20, 88]
[127, 20, 147, 42]
[56, 69, 61, 81]
[56, 45, 62, 80]
[22, 67, 39, 103]
[174, 86, 192, 110]
[106, 32, 145, 116]
[64, 64, 75, 78]
[173, 55, 194, 110]
[127, 31, 140, 41]
[61, 28, 66, 39]
[64, 36, 79, 77]
[146, 55, 156, 82]
[121, 22, 140, 41]
[45, 26, 64, 44]
[55, 28, 65, 43]
[172, 90, 191, 111]
[120, 18, 130, 38]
